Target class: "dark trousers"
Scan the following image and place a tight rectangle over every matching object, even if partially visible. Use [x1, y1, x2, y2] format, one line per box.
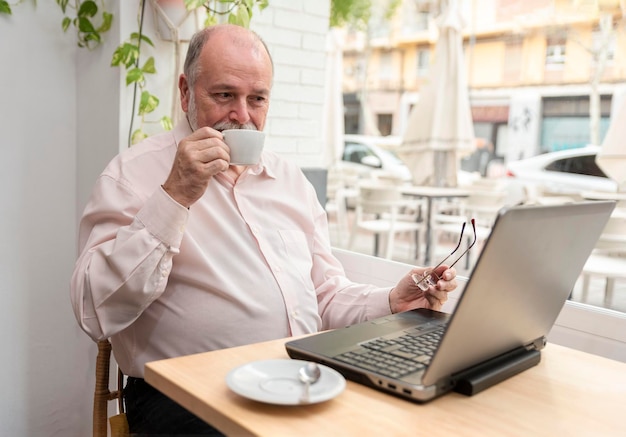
[124, 377, 225, 436]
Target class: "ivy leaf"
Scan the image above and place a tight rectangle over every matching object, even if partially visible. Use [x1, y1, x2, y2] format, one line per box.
[131, 129, 148, 145]
[126, 68, 144, 86]
[0, 1, 12, 14]
[84, 32, 102, 46]
[204, 14, 218, 27]
[185, 0, 206, 9]
[229, 6, 250, 28]
[61, 17, 71, 32]
[139, 91, 159, 115]
[161, 116, 173, 131]
[142, 57, 156, 75]
[77, 0, 98, 18]
[77, 17, 96, 33]
[56, 0, 69, 14]
[111, 43, 139, 68]
[130, 32, 154, 47]
[98, 12, 113, 33]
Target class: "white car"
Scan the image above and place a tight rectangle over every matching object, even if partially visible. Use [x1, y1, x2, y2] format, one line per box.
[505, 145, 617, 195]
[341, 134, 412, 181]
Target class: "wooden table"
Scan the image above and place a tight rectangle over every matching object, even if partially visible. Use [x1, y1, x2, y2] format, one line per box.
[145, 337, 626, 437]
[400, 185, 470, 264]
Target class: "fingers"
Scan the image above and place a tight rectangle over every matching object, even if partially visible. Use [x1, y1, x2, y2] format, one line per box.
[182, 127, 230, 164]
[426, 288, 449, 310]
[163, 128, 231, 207]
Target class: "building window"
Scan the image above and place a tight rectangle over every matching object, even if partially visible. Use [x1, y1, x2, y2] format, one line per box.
[401, 1, 432, 36]
[417, 48, 430, 76]
[541, 95, 612, 152]
[592, 28, 615, 64]
[377, 114, 393, 136]
[379, 51, 393, 82]
[546, 37, 566, 69]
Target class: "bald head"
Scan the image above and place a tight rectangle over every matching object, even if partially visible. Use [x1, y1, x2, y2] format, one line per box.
[184, 24, 273, 90]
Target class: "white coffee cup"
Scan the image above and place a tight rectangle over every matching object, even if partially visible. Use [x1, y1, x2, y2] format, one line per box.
[222, 129, 266, 165]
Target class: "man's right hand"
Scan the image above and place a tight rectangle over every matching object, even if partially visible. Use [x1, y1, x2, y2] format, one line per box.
[162, 127, 230, 208]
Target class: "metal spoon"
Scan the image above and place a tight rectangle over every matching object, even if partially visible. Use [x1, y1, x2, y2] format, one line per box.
[298, 361, 321, 403]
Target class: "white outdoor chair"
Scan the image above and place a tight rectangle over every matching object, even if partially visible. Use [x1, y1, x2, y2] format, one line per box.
[580, 210, 626, 307]
[430, 189, 508, 270]
[348, 182, 425, 260]
[325, 166, 357, 247]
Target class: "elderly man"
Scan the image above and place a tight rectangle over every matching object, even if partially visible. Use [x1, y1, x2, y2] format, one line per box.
[71, 24, 457, 435]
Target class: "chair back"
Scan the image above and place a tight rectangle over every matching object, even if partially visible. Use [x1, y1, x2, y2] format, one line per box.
[94, 339, 128, 437]
[356, 184, 404, 216]
[462, 190, 509, 226]
[595, 210, 626, 253]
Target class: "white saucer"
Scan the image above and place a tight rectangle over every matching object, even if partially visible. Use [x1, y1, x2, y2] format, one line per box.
[226, 359, 346, 405]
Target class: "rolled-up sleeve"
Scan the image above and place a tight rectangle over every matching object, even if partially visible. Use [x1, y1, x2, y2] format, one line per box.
[70, 179, 188, 340]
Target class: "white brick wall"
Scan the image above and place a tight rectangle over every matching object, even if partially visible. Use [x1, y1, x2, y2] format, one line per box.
[251, 0, 331, 167]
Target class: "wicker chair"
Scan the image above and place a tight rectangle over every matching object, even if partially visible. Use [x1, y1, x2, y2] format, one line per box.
[94, 339, 129, 437]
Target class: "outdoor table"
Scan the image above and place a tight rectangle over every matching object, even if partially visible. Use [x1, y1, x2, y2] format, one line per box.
[400, 185, 470, 264]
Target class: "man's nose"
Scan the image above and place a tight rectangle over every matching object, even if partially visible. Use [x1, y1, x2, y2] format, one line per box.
[228, 98, 251, 125]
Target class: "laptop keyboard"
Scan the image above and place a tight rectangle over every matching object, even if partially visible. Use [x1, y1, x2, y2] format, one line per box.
[335, 325, 446, 379]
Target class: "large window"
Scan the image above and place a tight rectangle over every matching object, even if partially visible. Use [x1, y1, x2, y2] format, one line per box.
[541, 96, 612, 152]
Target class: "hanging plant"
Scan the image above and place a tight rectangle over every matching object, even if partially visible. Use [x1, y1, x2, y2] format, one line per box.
[1, 0, 269, 145]
[57, 0, 113, 49]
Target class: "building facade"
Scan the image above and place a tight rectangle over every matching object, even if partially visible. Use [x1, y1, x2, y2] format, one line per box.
[342, 0, 626, 162]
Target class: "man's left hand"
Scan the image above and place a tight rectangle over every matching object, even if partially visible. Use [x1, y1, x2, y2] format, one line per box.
[389, 265, 457, 313]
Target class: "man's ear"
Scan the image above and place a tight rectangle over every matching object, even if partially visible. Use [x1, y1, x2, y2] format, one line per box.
[179, 74, 190, 112]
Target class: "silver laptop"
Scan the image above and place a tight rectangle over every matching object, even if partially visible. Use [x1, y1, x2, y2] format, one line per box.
[286, 201, 615, 402]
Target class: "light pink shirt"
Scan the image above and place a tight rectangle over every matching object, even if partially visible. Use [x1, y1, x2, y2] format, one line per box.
[71, 121, 392, 377]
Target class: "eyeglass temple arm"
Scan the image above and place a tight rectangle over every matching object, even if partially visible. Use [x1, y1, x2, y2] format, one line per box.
[448, 218, 477, 270]
[431, 221, 466, 271]
[413, 221, 467, 289]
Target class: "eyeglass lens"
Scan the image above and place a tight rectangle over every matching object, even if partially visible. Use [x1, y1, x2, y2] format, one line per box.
[411, 219, 477, 291]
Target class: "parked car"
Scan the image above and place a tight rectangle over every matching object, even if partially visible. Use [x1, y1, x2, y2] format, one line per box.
[340, 134, 412, 181]
[505, 145, 618, 196]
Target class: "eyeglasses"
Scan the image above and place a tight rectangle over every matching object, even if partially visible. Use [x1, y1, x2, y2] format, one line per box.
[411, 218, 477, 291]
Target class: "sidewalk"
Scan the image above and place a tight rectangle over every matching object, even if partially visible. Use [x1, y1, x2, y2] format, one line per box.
[328, 209, 626, 314]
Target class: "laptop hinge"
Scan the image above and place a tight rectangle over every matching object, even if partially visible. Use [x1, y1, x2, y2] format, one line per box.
[525, 336, 547, 351]
[452, 347, 541, 396]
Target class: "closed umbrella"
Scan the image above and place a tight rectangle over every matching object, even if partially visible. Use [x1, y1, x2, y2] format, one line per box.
[596, 96, 626, 192]
[398, 0, 475, 187]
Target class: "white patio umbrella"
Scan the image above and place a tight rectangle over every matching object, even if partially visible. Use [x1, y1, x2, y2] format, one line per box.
[322, 28, 346, 168]
[596, 96, 626, 192]
[397, 0, 475, 187]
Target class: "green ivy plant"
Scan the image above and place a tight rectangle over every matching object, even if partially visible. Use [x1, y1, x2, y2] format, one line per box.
[57, 0, 113, 49]
[1, 0, 268, 144]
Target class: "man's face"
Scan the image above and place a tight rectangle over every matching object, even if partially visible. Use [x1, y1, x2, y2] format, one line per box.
[180, 35, 272, 132]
